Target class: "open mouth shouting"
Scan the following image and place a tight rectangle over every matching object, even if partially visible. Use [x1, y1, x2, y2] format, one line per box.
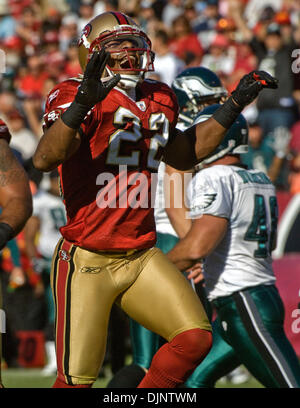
[119, 54, 138, 70]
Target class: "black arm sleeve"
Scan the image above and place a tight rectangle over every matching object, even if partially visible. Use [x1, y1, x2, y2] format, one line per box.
[163, 126, 198, 171]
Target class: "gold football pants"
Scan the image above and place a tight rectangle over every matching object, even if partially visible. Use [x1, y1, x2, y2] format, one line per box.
[51, 238, 211, 385]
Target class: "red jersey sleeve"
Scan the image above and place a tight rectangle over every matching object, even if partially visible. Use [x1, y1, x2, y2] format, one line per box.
[164, 85, 179, 132]
[43, 78, 96, 134]
[0, 119, 12, 144]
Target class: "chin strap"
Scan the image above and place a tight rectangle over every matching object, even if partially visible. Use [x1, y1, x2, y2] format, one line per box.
[105, 66, 141, 89]
[119, 74, 140, 89]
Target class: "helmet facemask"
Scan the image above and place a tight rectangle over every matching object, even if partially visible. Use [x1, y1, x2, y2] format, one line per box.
[88, 26, 154, 89]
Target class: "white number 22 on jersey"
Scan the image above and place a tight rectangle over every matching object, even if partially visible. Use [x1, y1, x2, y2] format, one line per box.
[106, 107, 169, 170]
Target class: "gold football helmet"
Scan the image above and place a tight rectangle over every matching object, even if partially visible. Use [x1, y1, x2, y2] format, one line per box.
[78, 12, 154, 88]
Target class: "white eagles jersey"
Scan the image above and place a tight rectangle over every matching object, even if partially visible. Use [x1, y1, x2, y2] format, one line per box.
[154, 120, 190, 237]
[33, 190, 66, 258]
[187, 165, 277, 301]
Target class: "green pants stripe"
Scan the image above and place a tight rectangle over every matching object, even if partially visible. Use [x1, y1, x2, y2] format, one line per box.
[233, 289, 299, 388]
[186, 284, 300, 388]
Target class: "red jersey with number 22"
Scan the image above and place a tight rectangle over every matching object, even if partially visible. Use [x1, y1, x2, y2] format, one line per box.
[43, 78, 179, 251]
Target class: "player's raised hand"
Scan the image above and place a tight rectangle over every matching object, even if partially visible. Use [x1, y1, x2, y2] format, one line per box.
[231, 70, 278, 108]
[75, 49, 121, 109]
[212, 70, 278, 130]
[61, 49, 120, 129]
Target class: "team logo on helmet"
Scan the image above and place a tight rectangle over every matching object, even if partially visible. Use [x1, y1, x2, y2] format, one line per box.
[78, 23, 92, 48]
[173, 77, 207, 98]
[172, 67, 227, 128]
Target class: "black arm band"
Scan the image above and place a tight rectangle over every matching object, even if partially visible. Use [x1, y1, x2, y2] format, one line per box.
[61, 101, 90, 130]
[212, 97, 243, 129]
[0, 222, 14, 250]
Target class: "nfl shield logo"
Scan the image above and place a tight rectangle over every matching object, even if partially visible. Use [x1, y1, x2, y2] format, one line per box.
[136, 101, 146, 111]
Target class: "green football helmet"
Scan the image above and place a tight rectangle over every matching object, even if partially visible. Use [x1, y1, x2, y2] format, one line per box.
[172, 67, 227, 129]
[194, 104, 248, 167]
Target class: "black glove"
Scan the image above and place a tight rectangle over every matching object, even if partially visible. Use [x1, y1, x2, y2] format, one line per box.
[62, 49, 121, 129]
[0, 222, 14, 250]
[231, 70, 278, 108]
[213, 70, 278, 129]
[75, 49, 121, 108]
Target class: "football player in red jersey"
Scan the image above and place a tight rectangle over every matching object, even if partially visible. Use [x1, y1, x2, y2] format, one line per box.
[0, 120, 32, 387]
[33, 12, 278, 388]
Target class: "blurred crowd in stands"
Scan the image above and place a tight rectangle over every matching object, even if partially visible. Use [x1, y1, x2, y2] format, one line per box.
[0, 0, 300, 373]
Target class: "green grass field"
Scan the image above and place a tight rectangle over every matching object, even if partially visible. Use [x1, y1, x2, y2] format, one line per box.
[1, 368, 263, 388]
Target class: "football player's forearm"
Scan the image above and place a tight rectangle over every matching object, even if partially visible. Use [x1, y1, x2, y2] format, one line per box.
[167, 241, 195, 271]
[33, 118, 80, 172]
[0, 141, 33, 235]
[25, 238, 38, 260]
[164, 165, 192, 238]
[167, 248, 201, 272]
[163, 115, 234, 170]
[0, 197, 32, 236]
[168, 217, 227, 270]
[166, 207, 191, 239]
[167, 236, 207, 272]
[267, 156, 283, 183]
[194, 97, 245, 160]
[171, 257, 195, 272]
[0, 164, 33, 238]
[194, 117, 227, 161]
[24, 217, 40, 259]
